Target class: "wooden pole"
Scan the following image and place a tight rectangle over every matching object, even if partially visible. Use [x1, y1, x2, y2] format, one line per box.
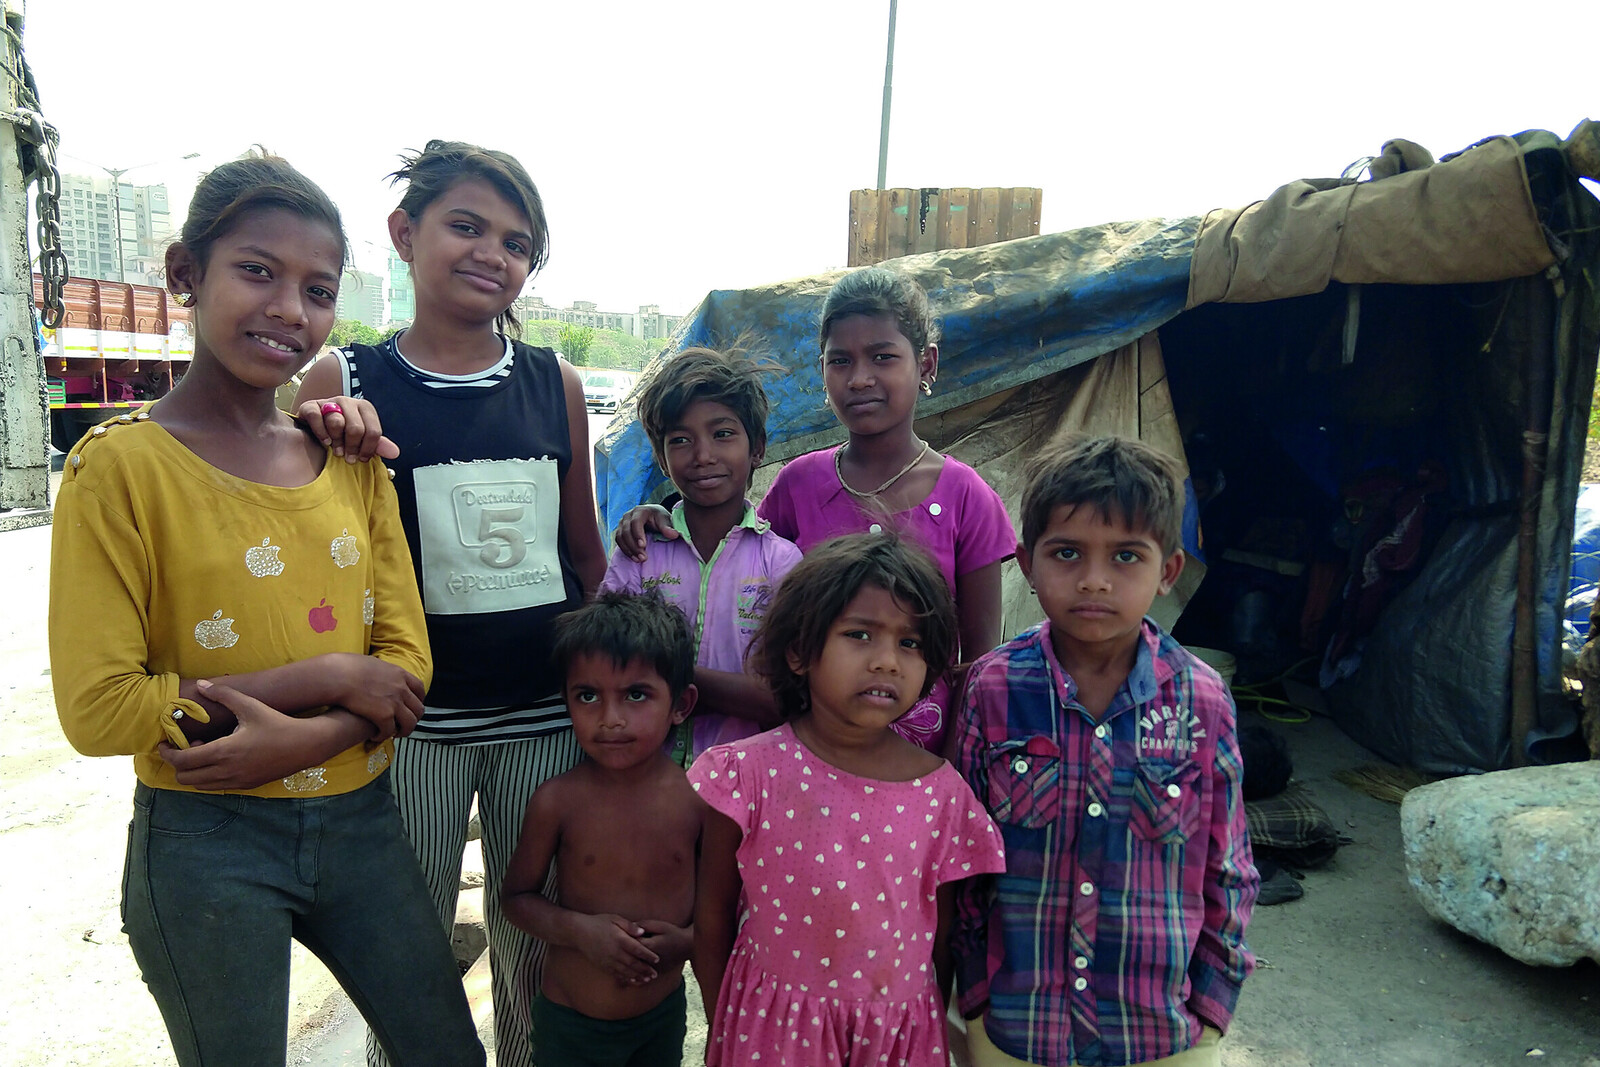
[1510, 273, 1554, 766]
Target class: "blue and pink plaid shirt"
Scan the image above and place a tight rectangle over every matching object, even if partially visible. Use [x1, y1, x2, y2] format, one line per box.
[950, 618, 1257, 1066]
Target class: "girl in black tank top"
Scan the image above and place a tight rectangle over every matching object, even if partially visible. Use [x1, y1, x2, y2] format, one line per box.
[292, 141, 609, 1067]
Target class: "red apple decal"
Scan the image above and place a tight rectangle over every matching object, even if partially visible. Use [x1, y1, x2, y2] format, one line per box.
[308, 598, 338, 633]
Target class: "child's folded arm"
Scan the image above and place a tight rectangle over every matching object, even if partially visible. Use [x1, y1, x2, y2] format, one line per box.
[1186, 701, 1260, 1032]
[635, 918, 693, 974]
[49, 487, 383, 754]
[158, 682, 377, 791]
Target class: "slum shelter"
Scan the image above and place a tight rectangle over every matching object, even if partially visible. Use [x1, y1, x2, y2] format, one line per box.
[595, 126, 1600, 775]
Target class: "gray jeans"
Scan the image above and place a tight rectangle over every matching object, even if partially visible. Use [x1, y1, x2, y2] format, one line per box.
[122, 774, 484, 1067]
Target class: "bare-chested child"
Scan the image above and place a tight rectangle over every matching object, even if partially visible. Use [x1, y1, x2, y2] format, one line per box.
[502, 590, 701, 1067]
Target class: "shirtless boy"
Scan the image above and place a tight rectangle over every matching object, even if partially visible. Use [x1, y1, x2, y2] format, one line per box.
[502, 591, 702, 1067]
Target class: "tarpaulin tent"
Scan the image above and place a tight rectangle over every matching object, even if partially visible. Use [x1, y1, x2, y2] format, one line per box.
[594, 126, 1600, 774]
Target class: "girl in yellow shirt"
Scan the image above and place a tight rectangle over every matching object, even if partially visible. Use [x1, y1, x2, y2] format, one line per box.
[48, 155, 482, 1067]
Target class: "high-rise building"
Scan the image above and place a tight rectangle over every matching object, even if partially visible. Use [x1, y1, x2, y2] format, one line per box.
[336, 269, 388, 329]
[57, 173, 173, 283]
[386, 249, 415, 327]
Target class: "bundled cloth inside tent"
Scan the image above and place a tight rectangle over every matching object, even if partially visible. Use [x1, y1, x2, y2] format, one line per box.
[595, 127, 1600, 774]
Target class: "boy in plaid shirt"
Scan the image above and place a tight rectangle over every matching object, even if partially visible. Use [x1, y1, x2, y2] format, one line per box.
[950, 436, 1258, 1067]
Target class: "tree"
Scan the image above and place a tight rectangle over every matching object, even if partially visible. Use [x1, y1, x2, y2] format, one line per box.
[557, 323, 595, 366]
[327, 319, 382, 348]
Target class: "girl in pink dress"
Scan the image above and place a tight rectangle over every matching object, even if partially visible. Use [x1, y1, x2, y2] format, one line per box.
[688, 533, 1006, 1067]
[617, 268, 1018, 755]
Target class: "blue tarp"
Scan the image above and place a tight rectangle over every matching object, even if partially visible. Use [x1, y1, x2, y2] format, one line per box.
[595, 217, 1199, 533]
[589, 136, 1600, 770]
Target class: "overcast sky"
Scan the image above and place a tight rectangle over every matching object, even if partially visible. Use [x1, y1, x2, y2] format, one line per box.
[23, 0, 1599, 316]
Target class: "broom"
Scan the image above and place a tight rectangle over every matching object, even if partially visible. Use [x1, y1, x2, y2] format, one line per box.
[1334, 764, 1432, 805]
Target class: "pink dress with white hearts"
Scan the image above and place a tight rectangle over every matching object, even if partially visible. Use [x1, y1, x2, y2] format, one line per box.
[688, 724, 1006, 1067]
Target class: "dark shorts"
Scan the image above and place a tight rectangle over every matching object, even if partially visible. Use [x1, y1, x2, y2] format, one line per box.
[531, 981, 687, 1067]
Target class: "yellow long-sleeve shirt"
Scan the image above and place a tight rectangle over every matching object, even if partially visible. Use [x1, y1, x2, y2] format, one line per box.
[49, 410, 432, 798]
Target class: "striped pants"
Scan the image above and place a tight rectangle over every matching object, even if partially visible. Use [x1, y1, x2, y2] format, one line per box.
[367, 730, 582, 1067]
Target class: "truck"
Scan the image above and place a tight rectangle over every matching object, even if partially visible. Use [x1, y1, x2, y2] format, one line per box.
[32, 273, 194, 452]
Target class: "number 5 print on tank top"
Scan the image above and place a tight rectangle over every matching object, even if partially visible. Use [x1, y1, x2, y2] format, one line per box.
[412, 457, 566, 615]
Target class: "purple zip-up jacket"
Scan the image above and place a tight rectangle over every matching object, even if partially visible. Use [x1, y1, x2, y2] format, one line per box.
[600, 502, 800, 762]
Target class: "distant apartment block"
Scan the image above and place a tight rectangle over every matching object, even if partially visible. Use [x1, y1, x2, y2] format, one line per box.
[513, 296, 684, 340]
[58, 173, 172, 283]
[387, 249, 415, 326]
[336, 268, 388, 330]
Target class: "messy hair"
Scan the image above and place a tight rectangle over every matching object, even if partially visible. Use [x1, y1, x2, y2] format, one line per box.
[748, 533, 956, 721]
[552, 590, 695, 699]
[177, 151, 347, 273]
[819, 267, 939, 355]
[1020, 435, 1186, 556]
[389, 139, 549, 337]
[636, 346, 771, 482]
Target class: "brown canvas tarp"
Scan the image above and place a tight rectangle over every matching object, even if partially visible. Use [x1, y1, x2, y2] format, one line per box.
[1188, 135, 1555, 307]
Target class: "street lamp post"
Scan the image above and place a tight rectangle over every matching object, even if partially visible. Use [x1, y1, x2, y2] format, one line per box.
[77, 152, 199, 282]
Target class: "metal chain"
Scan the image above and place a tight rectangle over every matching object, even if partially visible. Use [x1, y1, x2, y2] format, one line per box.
[15, 109, 66, 328]
[5, 23, 66, 328]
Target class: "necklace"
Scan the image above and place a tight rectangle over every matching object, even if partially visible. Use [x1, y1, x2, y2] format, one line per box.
[835, 441, 930, 499]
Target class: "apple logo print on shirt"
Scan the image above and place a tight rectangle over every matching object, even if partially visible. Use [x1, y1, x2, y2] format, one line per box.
[194, 609, 240, 650]
[308, 599, 337, 633]
[330, 528, 360, 569]
[245, 537, 285, 577]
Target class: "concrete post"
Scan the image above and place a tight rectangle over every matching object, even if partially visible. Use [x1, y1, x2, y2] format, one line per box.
[0, 0, 50, 515]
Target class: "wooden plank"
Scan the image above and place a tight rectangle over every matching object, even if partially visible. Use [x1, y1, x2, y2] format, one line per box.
[939, 187, 971, 250]
[912, 188, 941, 255]
[848, 189, 880, 267]
[885, 188, 914, 261]
[1001, 187, 1041, 242]
[973, 187, 1002, 247]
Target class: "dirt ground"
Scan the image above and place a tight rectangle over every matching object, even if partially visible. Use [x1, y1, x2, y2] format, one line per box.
[4, 512, 1598, 1066]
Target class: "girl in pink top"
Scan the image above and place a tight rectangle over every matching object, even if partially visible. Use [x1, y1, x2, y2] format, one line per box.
[619, 268, 1017, 753]
[688, 534, 1005, 1067]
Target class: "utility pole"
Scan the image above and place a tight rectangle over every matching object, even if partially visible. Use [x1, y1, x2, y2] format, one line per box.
[0, 0, 51, 516]
[876, 0, 896, 191]
[79, 153, 196, 282]
[105, 167, 130, 282]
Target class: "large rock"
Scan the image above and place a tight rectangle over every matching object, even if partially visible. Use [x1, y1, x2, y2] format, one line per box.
[1401, 762, 1600, 966]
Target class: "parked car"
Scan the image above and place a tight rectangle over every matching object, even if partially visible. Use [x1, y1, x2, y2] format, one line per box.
[581, 369, 633, 414]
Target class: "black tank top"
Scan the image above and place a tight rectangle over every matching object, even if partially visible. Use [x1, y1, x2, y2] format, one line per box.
[343, 334, 582, 740]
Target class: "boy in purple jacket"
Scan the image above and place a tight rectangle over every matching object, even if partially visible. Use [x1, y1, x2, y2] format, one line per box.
[950, 435, 1258, 1067]
[599, 348, 800, 765]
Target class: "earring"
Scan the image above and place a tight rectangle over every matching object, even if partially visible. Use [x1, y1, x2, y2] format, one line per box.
[919, 380, 933, 396]
[176, 293, 194, 307]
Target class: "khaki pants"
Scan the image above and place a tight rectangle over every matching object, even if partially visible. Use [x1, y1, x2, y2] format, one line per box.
[966, 1014, 1223, 1067]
